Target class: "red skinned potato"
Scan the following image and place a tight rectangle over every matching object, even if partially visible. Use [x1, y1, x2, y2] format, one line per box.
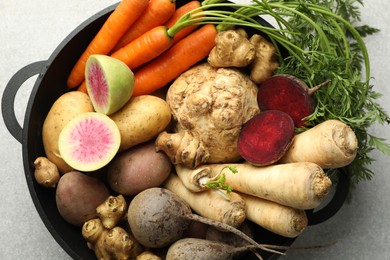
[107, 142, 172, 196]
[56, 171, 110, 226]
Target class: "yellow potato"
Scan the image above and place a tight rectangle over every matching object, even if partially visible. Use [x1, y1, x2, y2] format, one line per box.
[110, 95, 171, 151]
[42, 91, 94, 173]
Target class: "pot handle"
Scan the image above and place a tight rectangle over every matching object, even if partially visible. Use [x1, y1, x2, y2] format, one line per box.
[2, 61, 47, 143]
[306, 167, 350, 225]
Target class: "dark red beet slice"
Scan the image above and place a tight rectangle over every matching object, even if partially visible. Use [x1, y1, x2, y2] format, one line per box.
[237, 110, 295, 166]
[257, 75, 325, 128]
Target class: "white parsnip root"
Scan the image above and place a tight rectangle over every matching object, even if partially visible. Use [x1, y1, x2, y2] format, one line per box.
[239, 193, 308, 238]
[178, 162, 332, 210]
[163, 173, 246, 228]
[279, 119, 358, 168]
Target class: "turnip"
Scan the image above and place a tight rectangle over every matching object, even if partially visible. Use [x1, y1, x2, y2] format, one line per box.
[127, 188, 286, 256]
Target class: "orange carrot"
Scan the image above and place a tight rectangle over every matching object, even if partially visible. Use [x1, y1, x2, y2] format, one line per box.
[132, 24, 217, 96]
[67, 0, 149, 88]
[77, 81, 88, 93]
[111, 25, 174, 70]
[164, 0, 202, 44]
[112, 0, 177, 52]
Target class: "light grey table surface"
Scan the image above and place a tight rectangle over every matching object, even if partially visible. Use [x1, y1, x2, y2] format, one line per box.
[1, 1, 389, 259]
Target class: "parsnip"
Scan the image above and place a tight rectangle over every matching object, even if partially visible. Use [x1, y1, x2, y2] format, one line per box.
[239, 193, 307, 238]
[177, 162, 331, 210]
[163, 173, 246, 228]
[279, 119, 358, 168]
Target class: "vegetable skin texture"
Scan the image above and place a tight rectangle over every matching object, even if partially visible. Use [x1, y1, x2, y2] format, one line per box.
[279, 119, 358, 168]
[208, 29, 255, 68]
[239, 192, 307, 238]
[185, 162, 331, 210]
[107, 142, 172, 195]
[132, 24, 218, 96]
[42, 91, 94, 174]
[166, 238, 260, 260]
[249, 34, 279, 84]
[112, 0, 176, 52]
[163, 173, 246, 228]
[56, 171, 110, 226]
[156, 63, 259, 168]
[109, 95, 171, 151]
[237, 110, 295, 166]
[33, 157, 60, 188]
[67, 0, 149, 88]
[58, 112, 121, 172]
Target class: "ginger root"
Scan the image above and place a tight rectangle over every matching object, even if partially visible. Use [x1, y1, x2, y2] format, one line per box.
[208, 29, 255, 68]
[33, 157, 60, 188]
[97, 194, 128, 229]
[82, 218, 135, 260]
[249, 34, 279, 84]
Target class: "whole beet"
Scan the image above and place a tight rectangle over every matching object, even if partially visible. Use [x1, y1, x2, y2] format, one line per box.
[127, 187, 287, 256]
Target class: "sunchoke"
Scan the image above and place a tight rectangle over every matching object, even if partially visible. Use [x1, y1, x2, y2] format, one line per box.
[249, 34, 279, 84]
[82, 218, 135, 260]
[96, 194, 128, 229]
[208, 29, 255, 68]
[33, 157, 60, 188]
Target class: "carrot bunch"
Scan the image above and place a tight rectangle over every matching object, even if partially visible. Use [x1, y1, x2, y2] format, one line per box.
[69, 0, 214, 96]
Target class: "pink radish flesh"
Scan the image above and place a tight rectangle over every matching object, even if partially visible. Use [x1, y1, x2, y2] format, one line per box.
[87, 62, 108, 109]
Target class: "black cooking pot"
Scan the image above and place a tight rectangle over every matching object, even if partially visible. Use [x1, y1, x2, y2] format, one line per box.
[2, 2, 350, 259]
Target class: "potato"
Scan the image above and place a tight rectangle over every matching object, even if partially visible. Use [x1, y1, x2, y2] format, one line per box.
[42, 91, 94, 173]
[56, 171, 110, 226]
[107, 142, 172, 196]
[109, 95, 171, 151]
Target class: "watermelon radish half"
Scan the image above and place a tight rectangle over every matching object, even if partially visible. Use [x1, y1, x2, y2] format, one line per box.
[86, 54, 134, 115]
[58, 112, 121, 172]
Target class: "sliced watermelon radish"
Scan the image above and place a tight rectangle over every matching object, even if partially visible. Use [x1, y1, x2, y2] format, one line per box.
[58, 112, 121, 172]
[86, 54, 134, 115]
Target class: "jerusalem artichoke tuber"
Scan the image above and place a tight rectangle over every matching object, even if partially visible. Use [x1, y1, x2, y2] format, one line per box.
[96, 194, 128, 229]
[249, 34, 279, 84]
[33, 157, 60, 188]
[82, 218, 135, 260]
[208, 29, 255, 68]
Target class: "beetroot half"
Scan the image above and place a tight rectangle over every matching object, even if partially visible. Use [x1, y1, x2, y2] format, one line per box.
[257, 75, 325, 127]
[237, 110, 295, 166]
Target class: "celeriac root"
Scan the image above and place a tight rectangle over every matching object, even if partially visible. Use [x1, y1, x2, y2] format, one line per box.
[279, 119, 358, 168]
